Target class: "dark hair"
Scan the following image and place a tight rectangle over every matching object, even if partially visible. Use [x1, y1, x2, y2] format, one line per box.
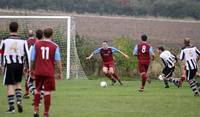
[102, 40, 108, 43]
[44, 28, 53, 38]
[141, 34, 148, 41]
[184, 38, 191, 46]
[9, 22, 18, 32]
[158, 46, 165, 51]
[36, 29, 43, 40]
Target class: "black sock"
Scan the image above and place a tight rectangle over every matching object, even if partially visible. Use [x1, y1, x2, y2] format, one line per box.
[28, 82, 35, 95]
[164, 79, 169, 87]
[188, 80, 199, 94]
[8, 95, 15, 109]
[15, 89, 22, 104]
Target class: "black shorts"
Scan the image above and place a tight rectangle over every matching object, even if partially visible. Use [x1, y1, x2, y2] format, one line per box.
[3, 63, 24, 85]
[186, 69, 197, 81]
[162, 67, 175, 78]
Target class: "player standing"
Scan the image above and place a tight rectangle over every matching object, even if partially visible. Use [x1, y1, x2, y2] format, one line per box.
[86, 41, 129, 85]
[31, 28, 62, 117]
[0, 22, 29, 113]
[180, 38, 200, 96]
[133, 34, 155, 92]
[157, 46, 180, 88]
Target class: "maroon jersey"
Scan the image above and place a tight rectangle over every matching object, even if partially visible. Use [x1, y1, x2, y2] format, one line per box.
[27, 37, 37, 48]
[34, 40, 58, 77]
[100, 48, 114, 64]
[137, 42, 151, 64]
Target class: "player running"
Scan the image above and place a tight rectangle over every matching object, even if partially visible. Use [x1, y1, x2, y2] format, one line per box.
[157, 46, 180, 88]
[133, 34, 155, 92]
[31, 28, 62, 117]
[86, 41, 129, 85]
[180, 38, 200, 96]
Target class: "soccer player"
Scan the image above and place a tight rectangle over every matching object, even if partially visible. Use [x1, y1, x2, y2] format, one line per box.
[25, 29, 44, 98]
[24, 29, 37, 99]
[180, 38, 200, 96]
[0, 22, 29, 113]
[86, 41, 129, 85]
[157, 46, 180, 88]
[31, 28, 62, 117]
[133, 34, 155, 92]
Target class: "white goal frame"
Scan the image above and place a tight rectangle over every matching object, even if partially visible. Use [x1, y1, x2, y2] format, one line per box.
[0, 16, 72, 79]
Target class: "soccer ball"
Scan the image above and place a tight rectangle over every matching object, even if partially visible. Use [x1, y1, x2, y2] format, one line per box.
[158, 74, 164, 81]
[100, 81, 107, 88]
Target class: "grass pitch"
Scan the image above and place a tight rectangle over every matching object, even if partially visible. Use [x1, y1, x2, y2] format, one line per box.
[0, 79, 200, 117]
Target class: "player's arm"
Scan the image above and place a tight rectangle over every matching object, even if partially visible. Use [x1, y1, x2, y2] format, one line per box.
[133, 45, 138, 56]
[24, 41, 30, 73]
[0, 40, 4, 74]
[149, 46, 155, 61]
[86, 48, 101, 60]
[179, 50, 185, 61]
[55, 47, 63, 79]
[30, 45, 36, 73]
[111, 47, 129, 59]
[195, 47, 200, 61]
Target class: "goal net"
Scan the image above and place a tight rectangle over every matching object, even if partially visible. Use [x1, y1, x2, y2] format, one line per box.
[0, 16, 87, 80]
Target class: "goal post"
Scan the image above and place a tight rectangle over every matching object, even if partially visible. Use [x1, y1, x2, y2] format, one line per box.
[0, 16, 87, 80]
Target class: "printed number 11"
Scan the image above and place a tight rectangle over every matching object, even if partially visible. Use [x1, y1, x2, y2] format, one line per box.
[41, 47, 49, 60]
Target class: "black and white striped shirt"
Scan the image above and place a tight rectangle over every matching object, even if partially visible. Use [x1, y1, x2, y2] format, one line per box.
[0, 35, 29, 66]
[160, 50, 177, 68]
[180, 46, 200, 70]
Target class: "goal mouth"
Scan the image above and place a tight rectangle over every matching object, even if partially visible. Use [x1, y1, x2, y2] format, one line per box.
[0, 16, 87, 80]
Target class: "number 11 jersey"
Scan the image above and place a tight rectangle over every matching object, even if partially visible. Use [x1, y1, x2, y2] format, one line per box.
[31, 39, 61, 78]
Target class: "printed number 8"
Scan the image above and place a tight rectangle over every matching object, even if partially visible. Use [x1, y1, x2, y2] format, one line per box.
[142, 45, 146, 53]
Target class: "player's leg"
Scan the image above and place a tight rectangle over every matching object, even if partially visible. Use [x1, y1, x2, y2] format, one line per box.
[34, 76, 43, 117]
[180, 65, 186, 86]
[14, 64, 24, 113]
[28, 77, 36, 95]
[15, 82, 23, 113]
[145, 65, 151, 84]
[24, 75, 30, 99]
[186, 69, 199, 96]
[43, 91, 51, 117]
[34, 89, 41, 117]
[162, 67, 170, 88]
[109, 66, 123, 85]
[4, 65, 16, 113]
[138, 64, 148, 92]
[6, 85, 15, 113]
[43, 77, 56, 117]
[102, 66, 114, 82]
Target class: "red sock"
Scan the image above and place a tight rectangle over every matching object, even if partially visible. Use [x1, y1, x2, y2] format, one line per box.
[112, 73, 120, 80]
[44, 94, 51, 116]
[105, 73, 112, 80]
[141, 74, 147, 89]
[180, 76, 186, 82]
[34, 93, 40, 113]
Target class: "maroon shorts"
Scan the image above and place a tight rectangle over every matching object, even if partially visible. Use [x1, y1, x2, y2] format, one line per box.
[35, 76, 55, 91]
[103, 62, 115, 69]
[138, 63, 149, 73]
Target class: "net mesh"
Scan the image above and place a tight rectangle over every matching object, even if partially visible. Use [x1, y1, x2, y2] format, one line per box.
[0, 17, 87, 79]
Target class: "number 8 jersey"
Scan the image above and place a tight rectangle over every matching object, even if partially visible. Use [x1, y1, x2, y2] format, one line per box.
[31, 39, 61, 77]
[134, 42, 153, 64]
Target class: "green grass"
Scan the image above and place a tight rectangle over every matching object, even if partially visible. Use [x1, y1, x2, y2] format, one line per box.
[0, 78, 200, 117]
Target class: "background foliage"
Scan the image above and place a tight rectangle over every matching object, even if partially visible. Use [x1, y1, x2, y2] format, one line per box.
[1, 0, 200, 19]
